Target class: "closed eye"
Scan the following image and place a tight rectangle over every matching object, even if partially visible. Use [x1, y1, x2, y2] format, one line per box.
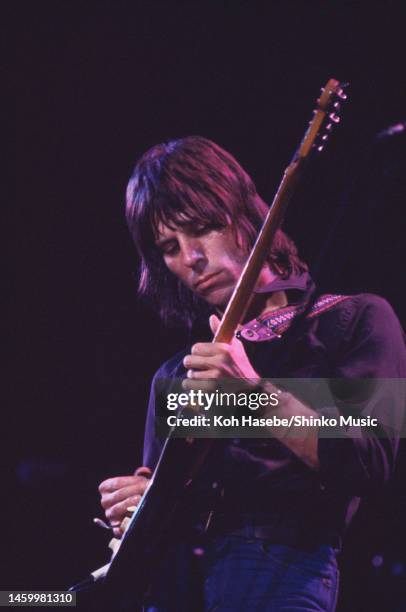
[158, 240, 179, 256]
[187, 223, 223, 237]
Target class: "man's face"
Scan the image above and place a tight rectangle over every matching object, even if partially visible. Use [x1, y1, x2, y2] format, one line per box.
[155, 220, 247, 307]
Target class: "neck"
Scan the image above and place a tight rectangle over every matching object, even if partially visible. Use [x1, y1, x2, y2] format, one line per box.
[246, 267, 288, 320]
[243, 290, 287, 322]
[215, 268, 288, 323]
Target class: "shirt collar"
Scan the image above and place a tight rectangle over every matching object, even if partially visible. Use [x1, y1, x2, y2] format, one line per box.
[254, 272, 312, 297]
[239, 272, 314, 343]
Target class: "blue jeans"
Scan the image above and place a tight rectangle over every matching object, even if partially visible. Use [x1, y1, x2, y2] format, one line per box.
[145, 535, 339, 611]
[204, 536, 339, 611]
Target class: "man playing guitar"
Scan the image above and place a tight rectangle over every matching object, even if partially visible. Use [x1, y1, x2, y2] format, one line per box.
[98, 136, 405, 611]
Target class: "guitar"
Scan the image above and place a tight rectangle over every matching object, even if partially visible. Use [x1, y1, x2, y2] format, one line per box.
[70, 78, 348, 609]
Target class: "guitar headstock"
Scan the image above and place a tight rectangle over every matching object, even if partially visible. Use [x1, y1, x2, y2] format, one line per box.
[295, 79, 348, 161]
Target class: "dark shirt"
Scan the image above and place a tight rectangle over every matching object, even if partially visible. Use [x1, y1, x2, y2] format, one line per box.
[143, 274, 406, 544]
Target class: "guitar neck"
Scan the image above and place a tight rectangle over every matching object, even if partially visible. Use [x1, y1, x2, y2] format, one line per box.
[214, 78, 347, 344]
[214, 160, 303, 343]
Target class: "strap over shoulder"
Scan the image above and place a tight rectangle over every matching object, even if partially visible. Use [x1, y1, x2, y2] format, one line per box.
[238, 294, 351, 343]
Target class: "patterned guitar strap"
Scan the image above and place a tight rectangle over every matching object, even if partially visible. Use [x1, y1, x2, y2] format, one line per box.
[237, 294, 350, 343]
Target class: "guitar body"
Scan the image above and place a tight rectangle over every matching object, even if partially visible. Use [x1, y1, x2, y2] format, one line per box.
[72, 436, 219, 609]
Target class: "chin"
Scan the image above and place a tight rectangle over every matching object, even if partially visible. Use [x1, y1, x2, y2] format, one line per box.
[203, 287, 233, 308]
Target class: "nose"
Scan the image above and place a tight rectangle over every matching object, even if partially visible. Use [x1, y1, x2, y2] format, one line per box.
[180, 237, 206, 273]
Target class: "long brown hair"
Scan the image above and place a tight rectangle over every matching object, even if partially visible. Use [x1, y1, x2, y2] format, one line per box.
[126, 136, 307, 326]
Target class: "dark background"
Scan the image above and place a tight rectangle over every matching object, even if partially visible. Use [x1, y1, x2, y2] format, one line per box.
[10, 1, 406, 610]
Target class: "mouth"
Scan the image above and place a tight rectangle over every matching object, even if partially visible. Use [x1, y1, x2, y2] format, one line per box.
[193, 272, 221, 292]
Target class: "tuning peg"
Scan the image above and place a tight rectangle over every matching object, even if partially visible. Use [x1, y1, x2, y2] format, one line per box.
[333, 101, 341, 111]
[312, 142, 324, 152]
[337, 87, 348, 100]
[329, 113, 340, 123]
[321, 134, 329, 141]
[325, 123, 333, 132]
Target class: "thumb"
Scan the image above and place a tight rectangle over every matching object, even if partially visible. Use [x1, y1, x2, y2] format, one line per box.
[135, 466, 152, 478]
[209, 314, 221, 336]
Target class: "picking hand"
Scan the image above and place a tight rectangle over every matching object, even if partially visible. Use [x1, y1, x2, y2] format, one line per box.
[98, 466, 152, 538]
